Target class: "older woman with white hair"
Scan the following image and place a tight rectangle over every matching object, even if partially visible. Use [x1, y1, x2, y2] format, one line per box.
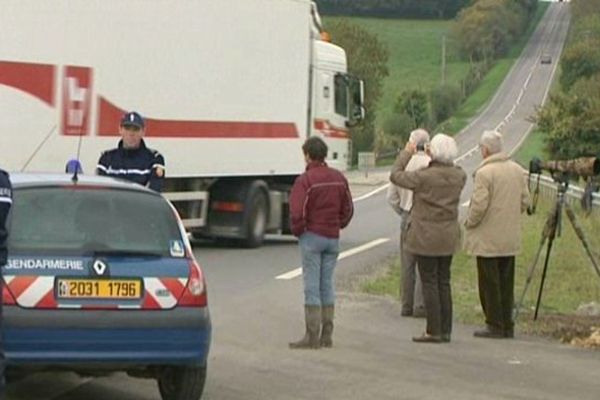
[390, 133, 466, 343]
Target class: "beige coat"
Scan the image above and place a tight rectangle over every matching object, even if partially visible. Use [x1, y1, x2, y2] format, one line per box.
[390, 150, 466, 256]
[464, 153, 530, 257]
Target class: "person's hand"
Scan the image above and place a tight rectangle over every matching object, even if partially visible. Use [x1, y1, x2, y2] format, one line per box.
[404, 141, 417, 154]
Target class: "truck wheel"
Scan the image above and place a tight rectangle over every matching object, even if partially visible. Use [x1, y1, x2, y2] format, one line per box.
[157, 366, 206, 400]
[242, 186, 268, 248]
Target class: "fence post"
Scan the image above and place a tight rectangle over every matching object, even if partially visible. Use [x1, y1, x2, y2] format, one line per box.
[358, 152, 375, 178]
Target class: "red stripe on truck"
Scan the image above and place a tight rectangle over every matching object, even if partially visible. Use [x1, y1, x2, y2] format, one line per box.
[0, 61, 55, 106]
[97, 97, 299, 138]
[314, 119, 349, 139]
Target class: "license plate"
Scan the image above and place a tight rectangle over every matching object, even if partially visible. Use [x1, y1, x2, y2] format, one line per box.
[57, 279, 142, 299]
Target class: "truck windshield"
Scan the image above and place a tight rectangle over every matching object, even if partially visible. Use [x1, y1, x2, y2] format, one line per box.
[334, 74, 349, 117]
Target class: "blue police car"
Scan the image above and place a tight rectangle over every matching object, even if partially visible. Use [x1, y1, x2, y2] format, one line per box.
[3, 173, 211, 400]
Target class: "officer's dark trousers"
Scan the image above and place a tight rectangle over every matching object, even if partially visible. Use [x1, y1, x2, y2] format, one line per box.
[417, 256, 452, 337]
[0, 277, 5, 399]
[476, 256, 515, 333]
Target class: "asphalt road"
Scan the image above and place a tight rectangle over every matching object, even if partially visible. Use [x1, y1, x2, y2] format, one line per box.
[7, 3, 599, 400]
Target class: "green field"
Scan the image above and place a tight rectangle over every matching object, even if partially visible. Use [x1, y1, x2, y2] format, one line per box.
[513, 129, 547, 168]
[327, 3, 549, 136]
[326, 17, 471, 133]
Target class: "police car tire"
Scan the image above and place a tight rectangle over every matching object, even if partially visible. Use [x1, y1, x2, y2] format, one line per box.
[158, 366, 206, 400]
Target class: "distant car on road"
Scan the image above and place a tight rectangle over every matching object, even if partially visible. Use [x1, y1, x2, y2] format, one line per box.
[4, 173, 211, 400]
[541, 53, 553, 64]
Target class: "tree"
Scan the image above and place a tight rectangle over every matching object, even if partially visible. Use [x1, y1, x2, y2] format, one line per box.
[381, 112, 414, 144]
[327, 19, 389, 163]
[429, 85, 462, 126]
[317, 0, 471, 19]
[536, 0, 600, 159]
[537, 74, 600, 159]
[452, 0, 534, 62]
[394, 89, 430, 129]
[560, 40, 600, 91]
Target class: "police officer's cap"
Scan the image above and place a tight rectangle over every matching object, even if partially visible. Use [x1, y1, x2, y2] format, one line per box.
[120, 111, 145, 129]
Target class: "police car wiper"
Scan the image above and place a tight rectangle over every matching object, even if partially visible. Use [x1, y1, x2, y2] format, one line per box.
[78, 243, 163, 258]
[91, 249, 164, 258]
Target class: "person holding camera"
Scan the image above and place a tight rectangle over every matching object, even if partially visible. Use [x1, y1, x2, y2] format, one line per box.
[386, 128, 430, 318]
[464, 130, 530, 339]
[390, 133, 466, 343]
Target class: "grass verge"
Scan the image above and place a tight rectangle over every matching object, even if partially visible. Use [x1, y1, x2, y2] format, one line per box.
[362, 197, 600, 347]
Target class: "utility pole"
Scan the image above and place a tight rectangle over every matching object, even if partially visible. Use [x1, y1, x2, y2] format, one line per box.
[441, 35, 446, 86]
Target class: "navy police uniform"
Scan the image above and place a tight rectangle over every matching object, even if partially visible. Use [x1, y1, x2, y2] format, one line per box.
[96, 111, 165, 192]
[97, 139, 165, 192]
[0, 169, 12, 396]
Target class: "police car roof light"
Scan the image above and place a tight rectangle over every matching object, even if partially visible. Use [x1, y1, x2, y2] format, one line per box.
[65, 159, 83, 183]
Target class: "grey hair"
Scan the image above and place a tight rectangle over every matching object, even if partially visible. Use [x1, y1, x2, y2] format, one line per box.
[429, 133, 458, 164]
[409, 128, 430, 146]
[480, 130, 503, 155]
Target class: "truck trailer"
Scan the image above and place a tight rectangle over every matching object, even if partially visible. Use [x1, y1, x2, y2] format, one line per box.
[0, 0, 364, 247]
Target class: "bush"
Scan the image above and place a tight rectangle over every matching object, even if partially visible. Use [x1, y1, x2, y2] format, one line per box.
[430, 85, 463, 125]
[381, 112, 414, 143]
[393, 89, 430, 130]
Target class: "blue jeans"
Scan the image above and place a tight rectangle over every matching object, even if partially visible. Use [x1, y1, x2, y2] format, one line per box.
[299, 232, 340, 306]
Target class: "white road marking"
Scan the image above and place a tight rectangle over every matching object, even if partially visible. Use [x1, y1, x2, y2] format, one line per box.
[276, 238, 390, 280]
[353, 183, 390, 202]
[462, 200, 470, 207]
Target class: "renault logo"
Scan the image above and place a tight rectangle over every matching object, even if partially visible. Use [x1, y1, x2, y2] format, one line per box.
[92, 259, 108, 276]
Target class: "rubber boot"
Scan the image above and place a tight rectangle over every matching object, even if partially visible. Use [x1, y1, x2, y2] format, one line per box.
[289, 305, 321, 349]
[320, 305, 335, 348]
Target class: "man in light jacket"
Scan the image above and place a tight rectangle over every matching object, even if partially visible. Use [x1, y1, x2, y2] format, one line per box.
[464, 130, 530, 339]
[386, 128, 430, 317]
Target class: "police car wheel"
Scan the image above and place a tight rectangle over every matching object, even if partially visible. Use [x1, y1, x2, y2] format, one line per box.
[157, 366, 206, 400]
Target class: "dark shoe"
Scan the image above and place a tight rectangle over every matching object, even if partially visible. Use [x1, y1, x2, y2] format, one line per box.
[441, 333, 451, 343]
[413, 308, 426, 318]
[401, 310, 413, 317]
[289, 306, 321, 349]
[412, 333, 442, 343]
[473, 327, 504, 339]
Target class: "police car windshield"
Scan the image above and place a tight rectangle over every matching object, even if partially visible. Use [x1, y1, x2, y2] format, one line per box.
[8, 187, 183, 257]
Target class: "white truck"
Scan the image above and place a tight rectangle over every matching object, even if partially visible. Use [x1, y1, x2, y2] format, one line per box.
[0, 0, 364, 247]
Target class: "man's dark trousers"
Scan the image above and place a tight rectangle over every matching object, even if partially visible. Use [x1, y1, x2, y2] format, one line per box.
[476, 256, 515, 335]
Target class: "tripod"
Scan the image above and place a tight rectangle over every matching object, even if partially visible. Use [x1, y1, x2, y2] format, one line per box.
[515, 176, 600, 320]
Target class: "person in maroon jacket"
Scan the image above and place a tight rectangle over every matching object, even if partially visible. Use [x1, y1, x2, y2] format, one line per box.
[288, 137, 353, 349]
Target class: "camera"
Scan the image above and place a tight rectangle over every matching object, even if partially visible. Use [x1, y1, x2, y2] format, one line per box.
[529, 156, 600, 177]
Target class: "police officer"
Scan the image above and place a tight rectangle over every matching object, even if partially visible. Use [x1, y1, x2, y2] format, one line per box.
[97, 111, 165, 192]
[0, 169, 12, 397]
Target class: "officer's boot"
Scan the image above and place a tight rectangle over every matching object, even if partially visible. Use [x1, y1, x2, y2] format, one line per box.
[320, 305, 335, 348]
[289, 305, 321, 349]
